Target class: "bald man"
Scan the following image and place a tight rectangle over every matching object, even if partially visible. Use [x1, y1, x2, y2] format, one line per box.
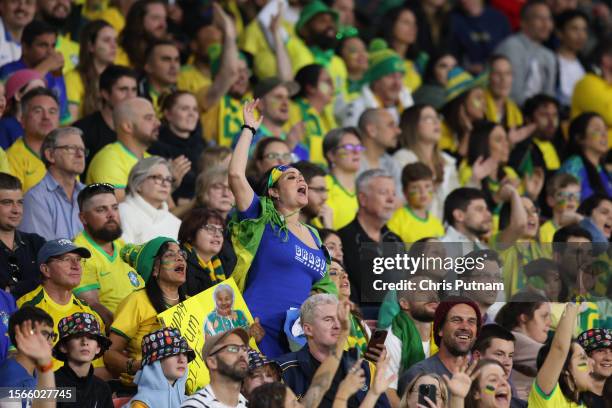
[86, 98, 161, 201]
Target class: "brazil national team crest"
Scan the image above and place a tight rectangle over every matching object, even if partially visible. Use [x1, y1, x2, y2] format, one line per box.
[128, 271, 141, 287]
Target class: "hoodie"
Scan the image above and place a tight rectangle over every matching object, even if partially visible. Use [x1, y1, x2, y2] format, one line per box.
[125, 360, 188, 408]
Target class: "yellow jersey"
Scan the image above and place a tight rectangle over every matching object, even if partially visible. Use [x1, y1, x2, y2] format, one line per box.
[0, 147, 8, 173]
[17, 285, 106, 370]
[201, 92, 252, 146]
[539, 220, 557, 243]
[484, 89, 523, 128]
[65, 69, 85, 117]
[403, 60, 422, 93]
[73, 231, 145, 315]
[6, 138, 45, 193]
[110, 289, 160, 364]
[387, 206, 444, 243]
[325, 174, 358, 230]
[528, 382, 585, 408]
[56, 34, 79, 75]
[177, 64, 211, 95]
[86, 142, 150, 188]
[288, 98, 337, 167]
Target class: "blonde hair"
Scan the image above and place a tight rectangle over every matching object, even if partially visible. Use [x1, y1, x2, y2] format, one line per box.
[195, 165, 229, 207]
[400, 373, 449, 408]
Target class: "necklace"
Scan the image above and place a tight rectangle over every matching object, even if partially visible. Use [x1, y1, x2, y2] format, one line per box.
[163, 293, 179, 301]
[280, 208, 301, 222]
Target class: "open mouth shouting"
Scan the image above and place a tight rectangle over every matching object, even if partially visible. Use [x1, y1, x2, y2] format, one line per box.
[494, 389, 509, 406]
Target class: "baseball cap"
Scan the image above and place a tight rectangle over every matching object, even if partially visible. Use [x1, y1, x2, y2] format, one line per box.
[37, 239, 91, 264]
[253, 77, 300, 100]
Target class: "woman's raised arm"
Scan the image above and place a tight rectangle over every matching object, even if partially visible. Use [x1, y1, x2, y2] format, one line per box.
[229, 100, 263, 211]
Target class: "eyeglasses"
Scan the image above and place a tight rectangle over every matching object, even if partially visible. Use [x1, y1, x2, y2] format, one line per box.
[201, 224, 224, 236]
[211, 344, 248, 356]
[309, 186, 329, 194]
[263, 152, 298, 162]
[147, 174, 175, 186]
[335, 144, 365, 153]
[161, 249, 188, 261]
[40, 330, 58, 342]
[48, 254, 82, 265]
[54, 145, 89, 157]
[555, 191, 580, 202]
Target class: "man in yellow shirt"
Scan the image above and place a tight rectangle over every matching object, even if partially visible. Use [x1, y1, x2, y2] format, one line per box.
[17, 238, 107, 374]
[571, 41, 612, 148]
[177, 20, 221, 96]
[73, 183, 145, 328]
[289, 0, 347, 93]
[7, 88, 60, 192]
[86, 97, 160, 201]
[37, 0, 83, 74]
[522, 94, 563, 172]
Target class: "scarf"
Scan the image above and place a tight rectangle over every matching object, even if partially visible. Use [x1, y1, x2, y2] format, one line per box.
[348, 314, 368, 355]
[184, 243, 226, 284]
[391, 311, 425, 373]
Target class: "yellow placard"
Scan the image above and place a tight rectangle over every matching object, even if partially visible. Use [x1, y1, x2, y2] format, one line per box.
[158, 278, 257, 394]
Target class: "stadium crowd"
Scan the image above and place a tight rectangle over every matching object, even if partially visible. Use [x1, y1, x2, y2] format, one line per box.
[0, 0, 611, 407]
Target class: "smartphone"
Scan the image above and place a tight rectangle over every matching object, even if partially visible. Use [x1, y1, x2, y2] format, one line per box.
[366, 329, 388, 351]
[418, 384, 437, 406]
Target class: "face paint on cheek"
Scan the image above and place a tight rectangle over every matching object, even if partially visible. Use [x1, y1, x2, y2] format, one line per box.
[555, 199, 567, 210]
[471, 98, 483, 110]
[319, 82, 333, 97]
[577, 362, 589, 372]
[484, 385, 496, 395]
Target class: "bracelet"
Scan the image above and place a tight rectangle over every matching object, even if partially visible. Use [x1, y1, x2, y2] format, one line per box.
[37, 360, 53, 373]
[242, 124, 256, 136]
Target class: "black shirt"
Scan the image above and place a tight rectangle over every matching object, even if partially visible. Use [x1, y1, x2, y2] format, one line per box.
[54, 364, 113, 408]
[0, 231, 45, 299]
[73, 111, 116, 172]
[149, 124, 205, 201]
[337, 217, 404, 309]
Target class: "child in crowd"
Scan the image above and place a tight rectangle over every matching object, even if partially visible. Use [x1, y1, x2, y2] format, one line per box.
[0, 306, 56, 406]
[127, 327, 195, 408]
[53, 312, 113, 407]
[540, 173, 581, 242]
[242, 349, 282, 400]
[387, 162, 444, 243]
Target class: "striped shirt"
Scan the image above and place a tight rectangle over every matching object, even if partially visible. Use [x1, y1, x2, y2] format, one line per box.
[180, 385, 248, 408]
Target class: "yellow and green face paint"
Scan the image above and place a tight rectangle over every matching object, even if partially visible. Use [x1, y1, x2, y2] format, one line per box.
[484, 385, 496, 395]
[577, 362, 589, 372]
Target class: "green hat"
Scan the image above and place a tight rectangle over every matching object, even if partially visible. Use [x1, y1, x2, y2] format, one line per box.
[445, 66, 488, 102]
[296, 0, 339, 36]
[365, 39, 405, 84]
[120, 237, 176, 284]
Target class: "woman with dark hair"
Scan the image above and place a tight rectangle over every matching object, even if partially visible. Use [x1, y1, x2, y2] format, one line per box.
[558, 112, 612, 201]
[149, 90, 204, 203]
[104, 237, 187, 383]
[577, 193, 612, 241]
[440, 79, 487, 158]
[318, 228, 344, 263]
[229, 100, 336, 357]
[495, 292, 552, 400]
[412, 51, 457, 109]
[118, 0, 167, 69]
[336, 28, 368, 99]
[289, 64, 337, 168]
[460, 120, 532, 214]
[322, 127, 363, 230]
[246, 137, 295, 186]
[65, 20, 117, 120]
[178, 207, 226, 296]
[529, 303, 594, 407]
[378, 6, 426, 91]
[394, 104, 459, 218]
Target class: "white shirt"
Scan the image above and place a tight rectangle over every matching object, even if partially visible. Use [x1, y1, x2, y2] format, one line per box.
[0, 18, 21, 67]
[557, 55, 585, 107]
[118, 193, 181, 244]
[181, 385, 248, 408]
[335, 84, 414, 127]
[384, 326, 432, 390]
[441, 226, 488, 259]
